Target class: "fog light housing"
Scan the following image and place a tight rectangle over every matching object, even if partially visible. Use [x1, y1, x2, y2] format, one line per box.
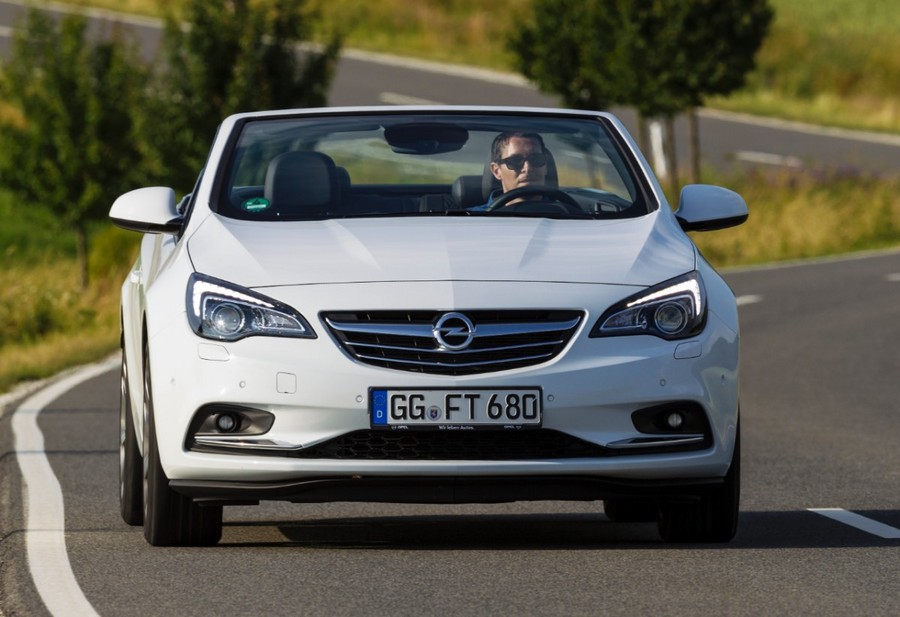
[215, 412, 239, 433]
[185, 404, 276, 449]
[665, 411, 684, 430]
[632, 402, 710, 436]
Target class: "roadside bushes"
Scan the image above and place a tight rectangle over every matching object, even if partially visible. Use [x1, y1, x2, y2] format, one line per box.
[692, 169, 900, 267]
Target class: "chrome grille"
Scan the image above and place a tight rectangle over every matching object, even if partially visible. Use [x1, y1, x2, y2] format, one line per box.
[323, 310, 583, 375]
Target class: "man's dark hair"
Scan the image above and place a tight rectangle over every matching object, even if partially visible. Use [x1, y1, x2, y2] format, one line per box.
[491, 132, 545, 162]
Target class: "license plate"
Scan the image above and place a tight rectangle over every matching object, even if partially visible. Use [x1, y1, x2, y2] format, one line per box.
[370, 388, 542, 429]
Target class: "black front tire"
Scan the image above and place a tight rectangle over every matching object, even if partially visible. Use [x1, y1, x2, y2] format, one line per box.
[119, 351, 143, 526]
[657, 425, 740, 543]
[142, 346, 222, 546]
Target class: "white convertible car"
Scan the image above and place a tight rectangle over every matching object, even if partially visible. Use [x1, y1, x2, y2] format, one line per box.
[111, 106, 747, 546]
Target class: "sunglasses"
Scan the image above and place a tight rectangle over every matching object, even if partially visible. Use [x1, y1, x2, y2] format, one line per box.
[496, 153, 548, 172]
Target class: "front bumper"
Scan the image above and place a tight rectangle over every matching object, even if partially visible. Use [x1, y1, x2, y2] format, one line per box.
[144, 279, 739, 489]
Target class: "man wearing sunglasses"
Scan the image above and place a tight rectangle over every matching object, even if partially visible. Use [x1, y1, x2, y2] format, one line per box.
[488, 131, 549, 203]
[468, 131, 549, 210]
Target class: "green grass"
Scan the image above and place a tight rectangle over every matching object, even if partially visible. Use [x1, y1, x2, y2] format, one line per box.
[690, 170, 900, 266]
[731, 0, 900, 132]
[0, 255, 124, 393]
[770, 0, 899, 39]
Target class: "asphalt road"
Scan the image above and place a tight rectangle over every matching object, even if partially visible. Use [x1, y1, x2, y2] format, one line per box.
[2, 251, 900, 616]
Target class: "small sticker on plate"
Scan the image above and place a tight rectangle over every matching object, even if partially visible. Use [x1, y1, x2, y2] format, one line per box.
[242, 197, 270, 212]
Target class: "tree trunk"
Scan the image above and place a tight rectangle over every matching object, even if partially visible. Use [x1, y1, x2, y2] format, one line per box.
[76, 225, 89, 290]
[637, 114, 649, 155]
[664, 116, 678, 189]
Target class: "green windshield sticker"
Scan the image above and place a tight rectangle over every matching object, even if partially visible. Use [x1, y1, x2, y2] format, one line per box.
[242, 197, 270, 212]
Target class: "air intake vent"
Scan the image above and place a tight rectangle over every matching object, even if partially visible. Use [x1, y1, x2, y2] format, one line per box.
[323, 310, 583, 375]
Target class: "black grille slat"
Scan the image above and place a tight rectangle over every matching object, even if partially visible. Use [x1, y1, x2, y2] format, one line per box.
[290, 429, 609, 460]
[324, 310, 583, 375]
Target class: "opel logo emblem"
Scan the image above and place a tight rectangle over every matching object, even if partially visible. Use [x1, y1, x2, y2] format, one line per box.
[433, 312, 475, 351]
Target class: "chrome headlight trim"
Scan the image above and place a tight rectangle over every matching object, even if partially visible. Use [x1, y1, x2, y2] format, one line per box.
[186, 273, 316, 341]
[591, 271, 706, 340]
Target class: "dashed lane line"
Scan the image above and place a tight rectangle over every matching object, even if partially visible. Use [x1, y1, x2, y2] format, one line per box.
[736, 294, 763, 306]
[808, 508, 900, 540]
[734, 151, 803, 168]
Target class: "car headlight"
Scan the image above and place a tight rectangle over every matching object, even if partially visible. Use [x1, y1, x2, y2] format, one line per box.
[591, 272, 706, 340]
[186, 273, 316, 341]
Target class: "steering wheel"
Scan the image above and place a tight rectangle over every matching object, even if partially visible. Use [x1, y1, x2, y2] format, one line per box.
[485, 185, 582, 212]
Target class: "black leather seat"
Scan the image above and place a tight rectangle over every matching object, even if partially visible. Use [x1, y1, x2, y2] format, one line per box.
[264, 151, 340, 217]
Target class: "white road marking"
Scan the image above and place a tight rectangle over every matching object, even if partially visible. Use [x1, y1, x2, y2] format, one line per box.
[736, 294, 763, 306]
[886, 273, 900, 283]
[11, 357, 117, 617]
[734, 151, 803, 168]
[379, 92, 443, 105]
[345, 49, 531, 87]
[809, 508, 900, 539]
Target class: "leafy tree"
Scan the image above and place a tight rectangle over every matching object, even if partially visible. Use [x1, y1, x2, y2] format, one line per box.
[507, 0, 624, 111]
[144, 0, 343, 192]
[510, 0, 772, 184]
[0, 10, 148, 288]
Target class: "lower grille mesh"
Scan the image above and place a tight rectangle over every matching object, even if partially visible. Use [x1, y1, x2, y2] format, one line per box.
[289, 429, 610, 460]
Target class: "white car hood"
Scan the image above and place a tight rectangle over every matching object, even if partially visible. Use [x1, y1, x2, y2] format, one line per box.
[187, 212, 695, 288]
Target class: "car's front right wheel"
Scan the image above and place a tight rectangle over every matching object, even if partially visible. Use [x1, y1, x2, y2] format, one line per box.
[657, 424, 740, 543]
[142, 343, 222, 546]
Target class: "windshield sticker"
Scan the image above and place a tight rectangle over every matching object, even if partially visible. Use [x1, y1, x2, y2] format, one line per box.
[242, 197, 270, 212]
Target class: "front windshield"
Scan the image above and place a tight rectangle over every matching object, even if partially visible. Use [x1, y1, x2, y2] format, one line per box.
[214, 112, 653, 221]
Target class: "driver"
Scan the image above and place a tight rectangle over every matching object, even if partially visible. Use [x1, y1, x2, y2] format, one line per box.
[476, 131, 549, 209]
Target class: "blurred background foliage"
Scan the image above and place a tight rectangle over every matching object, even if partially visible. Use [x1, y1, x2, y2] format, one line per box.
[57, 0, 900, 133]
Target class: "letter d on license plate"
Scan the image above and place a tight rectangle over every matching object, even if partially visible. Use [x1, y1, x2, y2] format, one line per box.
[370, 388, 542, 429]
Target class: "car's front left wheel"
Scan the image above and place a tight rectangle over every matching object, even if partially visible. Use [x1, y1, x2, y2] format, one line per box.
[119, 349, 143, 525]
[142, 343, 222, 546]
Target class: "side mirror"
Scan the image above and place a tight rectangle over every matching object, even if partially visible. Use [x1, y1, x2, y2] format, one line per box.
[109, 187, 183, 234]
[675, 184, 748, 232]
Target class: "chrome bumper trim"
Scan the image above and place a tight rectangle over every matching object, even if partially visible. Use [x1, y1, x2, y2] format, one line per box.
[606, 435, 706, 450]
[192, 437, 303, 451]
